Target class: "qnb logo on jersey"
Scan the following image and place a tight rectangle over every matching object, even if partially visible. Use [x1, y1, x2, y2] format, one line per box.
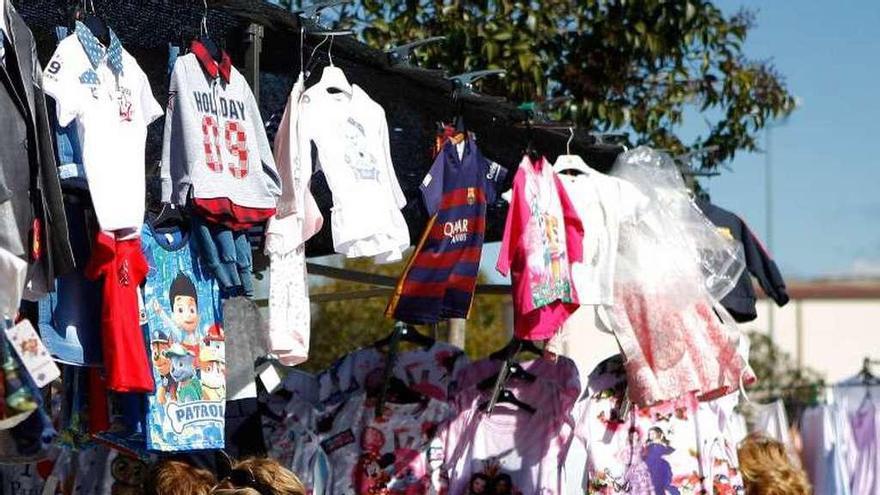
[444, 219, 471, 244]
[192, 91, 248, 121]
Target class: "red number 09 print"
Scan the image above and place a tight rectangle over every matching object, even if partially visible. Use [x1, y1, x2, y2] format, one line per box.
[201, 116, 249, 179]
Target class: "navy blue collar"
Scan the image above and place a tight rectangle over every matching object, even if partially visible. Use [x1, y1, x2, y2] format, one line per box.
[74, 20, 123, 76]
[443, 135, 474, 164]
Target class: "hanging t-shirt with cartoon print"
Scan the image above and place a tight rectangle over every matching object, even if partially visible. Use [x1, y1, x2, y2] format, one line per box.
[141, 224, 226, 451]
[314, 391, 450, 495]
[576, 356, 745, 495]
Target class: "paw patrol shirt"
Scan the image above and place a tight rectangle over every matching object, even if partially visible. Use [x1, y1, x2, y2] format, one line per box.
[141, 223, 225, 451]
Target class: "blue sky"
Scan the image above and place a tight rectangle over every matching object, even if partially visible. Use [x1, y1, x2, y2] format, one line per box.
[689, 0, 880, 279]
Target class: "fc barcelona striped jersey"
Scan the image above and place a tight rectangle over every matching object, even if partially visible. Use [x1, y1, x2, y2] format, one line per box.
[387, 138, 507, 324]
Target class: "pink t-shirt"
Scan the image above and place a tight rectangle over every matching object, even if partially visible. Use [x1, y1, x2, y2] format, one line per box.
[497, 156, 584, 341]
[455, 356, 581, 404]
[431, 378, 575, 495]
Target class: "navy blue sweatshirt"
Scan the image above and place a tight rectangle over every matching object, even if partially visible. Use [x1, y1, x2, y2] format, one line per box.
[696, 198, 789, 322]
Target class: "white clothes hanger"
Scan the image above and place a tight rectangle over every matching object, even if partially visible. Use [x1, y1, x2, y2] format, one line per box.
[553, 127, 592, 175]
[313, 33, 352, 96]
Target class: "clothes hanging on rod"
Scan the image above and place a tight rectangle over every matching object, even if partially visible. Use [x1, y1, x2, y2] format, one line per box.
[0, 3, 75, 300]
[430, 354, 580, 495]
[298, 66, 410, 263]
[140, 221, 225, 451]
[695, 197, 790, 323]
[44, 21, 162, 234]
[386, 132, 507, 325]
[265, 71, 323, 366]
[570, 355, 747, 495]
[497, 154, 584, 341]
[604, 147, 752, 406]
[545, 153, 648, 361]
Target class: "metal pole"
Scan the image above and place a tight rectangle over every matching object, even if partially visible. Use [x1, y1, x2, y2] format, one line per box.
[765, 126, 775, 345]
[244, 23, 264, 105]
[447, 318, 466, 349]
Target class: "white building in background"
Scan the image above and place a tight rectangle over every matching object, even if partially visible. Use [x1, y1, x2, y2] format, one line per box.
[749, 279, 880, 382]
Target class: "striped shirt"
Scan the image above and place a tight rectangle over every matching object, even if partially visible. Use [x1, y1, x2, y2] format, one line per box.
[387, 138, 506, 324]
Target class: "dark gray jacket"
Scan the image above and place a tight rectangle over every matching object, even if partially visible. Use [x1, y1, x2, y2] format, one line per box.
[0, 3, 73, 288]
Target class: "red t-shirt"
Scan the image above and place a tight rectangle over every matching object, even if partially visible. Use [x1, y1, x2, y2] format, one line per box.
[85, 233, 154, 393]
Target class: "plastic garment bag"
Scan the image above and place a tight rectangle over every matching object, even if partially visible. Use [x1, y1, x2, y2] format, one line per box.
[607, 147, 753, 406]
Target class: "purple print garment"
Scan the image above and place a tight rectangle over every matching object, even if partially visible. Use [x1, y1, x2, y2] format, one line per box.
[849, 399, 879, 495]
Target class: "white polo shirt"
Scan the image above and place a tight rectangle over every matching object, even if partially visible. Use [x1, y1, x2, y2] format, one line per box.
[43, 22, 162, 232]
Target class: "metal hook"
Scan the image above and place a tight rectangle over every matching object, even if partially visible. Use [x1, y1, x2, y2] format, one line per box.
[304, 31, 353, 76]
[305, 34, 330, 77]
[201, 0, 209, 37]
[328, 35, 335, 67]
[567, 127, 574, 155]
[299, 25, 305, 74]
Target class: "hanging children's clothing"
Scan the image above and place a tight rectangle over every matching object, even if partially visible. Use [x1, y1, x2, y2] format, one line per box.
[801, 402, 854, 495]
[695, 198, 789, 323]
[38, 199, 103, 366]
[223, 296, 267, 401]
[553, 157, 648, 306]
[298, 81, 409, 263]
[43, 21, 163, 232]
[262, 371, 332, 494]
[387, 137, 507, 324]
[834, 376, 880, 495]
[430, 369, 576, 495]
[84, 232, 153, 393]
[497, 155, 584, 341]
[160, 40, 281, 228]
[140, 222, 225, 451]
[0, 3, 75, 295]
[546, 156, 648, 359]
[265, 73, 324, 365]
[306, 390, 450, 495]
[574, 355, 746, 495]
[316, 341, 469, 405]
[607, 147, 752, 406]
[161, 40, 281, 298]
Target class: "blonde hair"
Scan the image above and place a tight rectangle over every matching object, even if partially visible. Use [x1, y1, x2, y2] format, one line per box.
[738, 434, 811, 495]
[213, 457, 306, 495]
[146, 460, 216, 495]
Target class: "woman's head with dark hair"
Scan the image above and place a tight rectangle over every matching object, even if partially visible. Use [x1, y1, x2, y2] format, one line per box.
[468, 473, 491, 494]
[493, 473, 513, 494]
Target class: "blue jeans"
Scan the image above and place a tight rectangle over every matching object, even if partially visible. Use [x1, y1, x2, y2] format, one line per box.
[192, 217, 253, 297]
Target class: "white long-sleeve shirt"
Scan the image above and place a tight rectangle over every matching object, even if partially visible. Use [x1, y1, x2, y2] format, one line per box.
[298, 82, 409, 263]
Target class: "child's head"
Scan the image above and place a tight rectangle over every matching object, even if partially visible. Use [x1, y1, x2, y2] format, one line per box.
[145, 460, 216, 495]
[213, 457, 306, 495]
[169, 273, 199, 333]
[738, 434, 810, 495]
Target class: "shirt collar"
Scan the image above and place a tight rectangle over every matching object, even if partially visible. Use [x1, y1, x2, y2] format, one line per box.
[74, 20, 123, 76]
[191, 39, 232, 83]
